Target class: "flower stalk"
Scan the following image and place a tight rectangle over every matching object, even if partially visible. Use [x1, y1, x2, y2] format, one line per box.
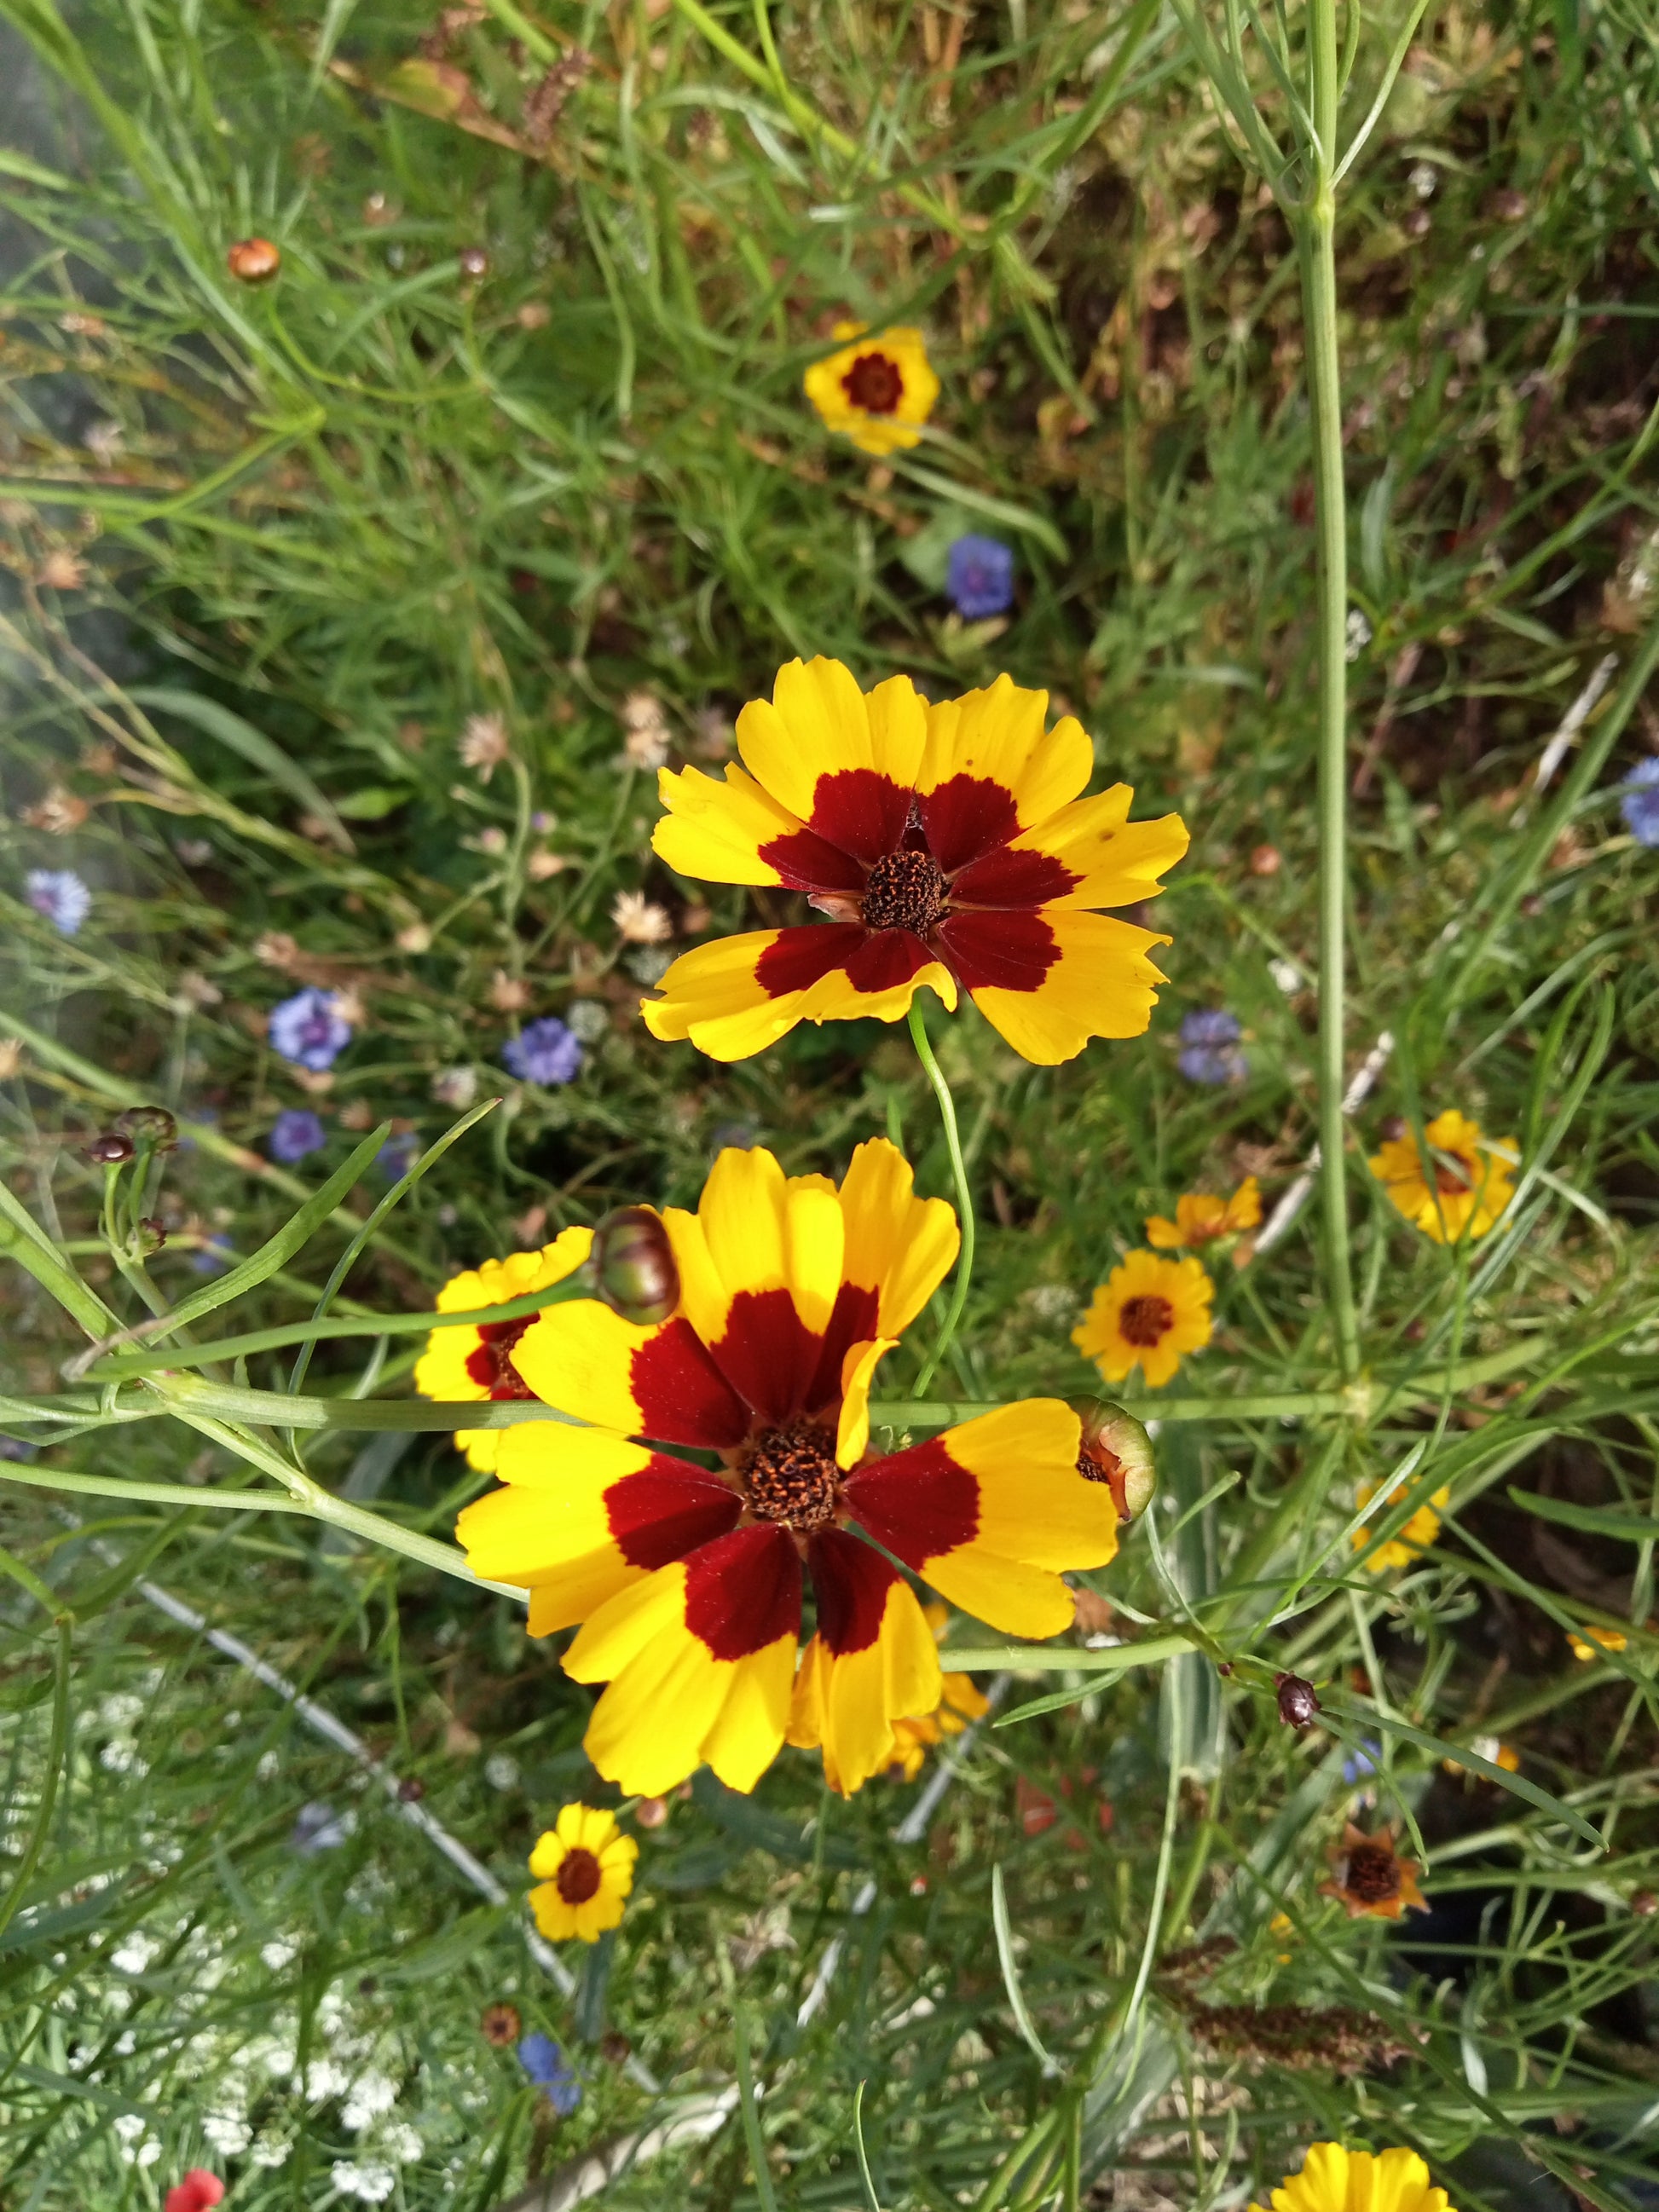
[906, 999, 978, 1396]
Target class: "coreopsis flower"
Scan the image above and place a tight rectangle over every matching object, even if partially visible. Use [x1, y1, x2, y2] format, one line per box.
[269, 985, 352, 1072]
[456, 1141, 1119, 1798]
[1442, 1735, 1519, 1776]
[946, 534, 1014, 619]
[1569, 1624, 1627, 1661]
[1251, 2144, 1452, 2212]
[1320, 1822, 1427, 1920]
[527, 1805, 637, 1944]
[611, 889, 673, 944]
[1352, 1476, 1450, 1573]
[26, 868, 91, 936]
[1072, 1251, 1213, 1389]
[414, 1229, 594, 1470]
[1619, 759, 1659, 846]
[804, 322, 939, 456]
[1146, 1176, 1261, 1250]
[857, 1603, 989, 1784]
[268, 1108, 326, 1164]
[480, 2002, 521, 2047]
[501, 1016, 583, 1086]
[642, 658, 1187, 1064]
[1367, 1109, 1516, 1245]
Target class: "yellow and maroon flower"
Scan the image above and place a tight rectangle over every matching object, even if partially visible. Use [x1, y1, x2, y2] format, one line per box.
[642, 658, 1188, 1065]
[456, 1141, 1119, 1799]
[803, 322, 939, 457]
[413, 1228, 593, 1471]
[1145, 1176, 1261, 1250]
[1368, 1109, 1516, 1245]
[1072, 1250, 1213, 1390]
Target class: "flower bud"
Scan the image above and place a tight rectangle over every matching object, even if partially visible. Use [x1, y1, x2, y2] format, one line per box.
[227, 236, 280, 283]
[84, 1129, 135, 1164]
[592, 1205, 679, 1325]
[133, 1216, 167, 1255]
[1073, 1401, 1156, 1522]
[116, 1104, 178, 1148]
[1275, 1672, 1321, 1729]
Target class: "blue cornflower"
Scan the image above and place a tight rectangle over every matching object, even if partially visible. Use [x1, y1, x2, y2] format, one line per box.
[26, 869, 91, 937]
[945, 534, 1015, 620]
[1619, 758, 1659, 847]
[269, 1108, 327, 1165]
[517, 2033, 581, 2115]
[501, 1017, 583, 1088]
[1343, 1740, 1381, 1784]
[378, 1133, 419, 1181]
[269, 986, 352, 1073]
[1176, 1008, 1247, 1087]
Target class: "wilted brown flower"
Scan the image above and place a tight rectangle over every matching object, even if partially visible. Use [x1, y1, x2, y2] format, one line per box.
[38, 549, 88, 591]
[610, 890, 673, 945]
[488, 970, 533, 1013]
[22, 788, 90, 835]
[621, 690, 671, 769]
[459, 713, 510, 781]
[1183, 1999, 1422, 2075]
[254, 932, 302, 971]
[480, 2003, 521, 2047]
[1321, 1822, 1426, 1920]
[527, 849, 567, 881]
[396, 921, 431, 954]
[431, 1066, 479, 1111]
[0, 1038, 24, 1080]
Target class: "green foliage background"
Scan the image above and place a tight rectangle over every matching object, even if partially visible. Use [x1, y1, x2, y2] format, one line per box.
[1, 1, 1657, 2206]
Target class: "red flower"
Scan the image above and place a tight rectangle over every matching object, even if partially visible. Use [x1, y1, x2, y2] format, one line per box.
[165, 2174, 225, 2212]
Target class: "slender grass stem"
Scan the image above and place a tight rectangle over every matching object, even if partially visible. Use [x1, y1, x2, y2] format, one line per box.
[907, 1000, 977, 1397]
[1302, 0, 1361, 1383]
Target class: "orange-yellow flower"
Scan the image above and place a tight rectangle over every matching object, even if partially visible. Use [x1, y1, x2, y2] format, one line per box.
[413, 1229, 592, 1470]
[803, 322, 939, 456]
[641, 657, 1188, 1066]
[1368, 1109, 1516, 1245]
[1320, 1822, 1427, 1920]
[801, 1602, 990, 1787]
[456, 1141, 1119, 1800]
[1352, 1476, 1450, 1573]
[1072, 1250, 1212, 1389]
[1146, 1176, 1261, 1250]
[528, 1803, 638, 1943]
[1569, 1624, 1628, 1662]
[1251, 2143, 1454, 2212]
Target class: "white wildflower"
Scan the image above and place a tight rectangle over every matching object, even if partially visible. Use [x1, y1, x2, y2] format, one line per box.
[113, 2114, 147, 2145]
[381, 2121, 423, 2165]
[99, 1692, 144, 1730]
[100, 1740, 147, 1776]
[1344, 609, 1373, 661]
[257, 1749, 280, 1781]
[304, 2056, 351, 2102]
[459, 712, 510, 781]
[261, 1938, 298, 1971]
[431, 1066, 478, 1111]
[1409, 161, 1437, 199]
[610, 889, 673, 944]
[250, 2134, 294, 2169]
[111, 1933, 157, 1975]
[1269, 956, 1304, 995]
[342, 2070, 398, 2131]
[564, 999, 610, 1045]
[204, 2113, 252, 2156]
[483, 1753, 520, 1792]
[332, 2158, 397, 2203]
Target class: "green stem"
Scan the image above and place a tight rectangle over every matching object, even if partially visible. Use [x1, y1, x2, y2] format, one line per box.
[1301, 0, 1360, 1384]
[907, 1000, 978, 1398]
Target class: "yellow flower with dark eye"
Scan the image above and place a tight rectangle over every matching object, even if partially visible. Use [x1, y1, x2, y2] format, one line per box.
[1251, 2143, 1454, 2212]
[455, 1141, 1119, 1800]
[1072, 1250, 1213, 1390]
[640, 657, 1188, 1066]
[528, 1804, 638, 1943]
[1352, 1476, 1450, 1573]
[1368, 1109, 1516, 1245]
[795, 1601, 988, 1788]
[1319, 1822, 1428, 1921]
[1146, 1176, 1261, 1250]
[803, 321, 939, 456]
[413, 1229, 593, 1470]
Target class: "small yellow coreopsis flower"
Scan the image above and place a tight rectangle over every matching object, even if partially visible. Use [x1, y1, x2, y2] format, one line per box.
[1146, 1175, 1261, 1250]
[1368, 1109, 1516, 1244]
[803, 321, 939, 455]
[1072, 1250, 1213, 1389]
[528, 1804, 639, 1943]
[1251, 2143, 1454, 2212]
[1352, 1476, 1451, 1573]
[1569, 1624, 1628, 1662]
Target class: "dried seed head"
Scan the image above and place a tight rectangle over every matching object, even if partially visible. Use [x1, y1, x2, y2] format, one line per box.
[116, 1105, 178, 1148]
[592, 1205, 679, 1325]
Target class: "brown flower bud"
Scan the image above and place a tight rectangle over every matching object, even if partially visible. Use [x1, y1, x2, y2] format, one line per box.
[227, 236, 280, 284]
[592, 1205, 679, 1325]
[598, 2030, 632, 2066]
[1275, 1672, 1321, 1728]
[634, 1795, 669, 1829]
[84, 1129, 135, 1164]
[459, 245, 489, 279]
[116, 1104, 178, 1148]
[1072, 1401, 1156, 1522]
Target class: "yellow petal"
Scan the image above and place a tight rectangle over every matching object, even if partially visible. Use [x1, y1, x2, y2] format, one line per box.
[919, 677, 1093, 826]
[942, 1401, 1117, 1571]
[836, 1137, 959, 1337]
[922, 1546, 1076, 1639]
[835, 1336, 897, 1469]
[968, 909, 1171, 1066]
[701, 1636, 798, 1793]
[652, 760, 801, 887]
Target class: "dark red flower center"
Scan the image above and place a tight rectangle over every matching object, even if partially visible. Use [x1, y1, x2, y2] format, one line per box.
[1343, 1841, 1401, 1903]
[842, 351, 904, 414]
[554, 1847, 603, 1904]
[1077, 1441, 1122, 1486]
[1434, 1152, 1475, 1195]
[465, 1316, 535, 1400]
[1119, 1295, 1175, 1348]
[861, 848, 945, 934]
[741, 1417, 841, 1530]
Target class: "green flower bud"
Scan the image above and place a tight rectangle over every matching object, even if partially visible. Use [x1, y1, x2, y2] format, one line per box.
[116, 1104, 178, 1149]
[1072, 1401, 1157, 1522]
[592, 1205, 679, 1325]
